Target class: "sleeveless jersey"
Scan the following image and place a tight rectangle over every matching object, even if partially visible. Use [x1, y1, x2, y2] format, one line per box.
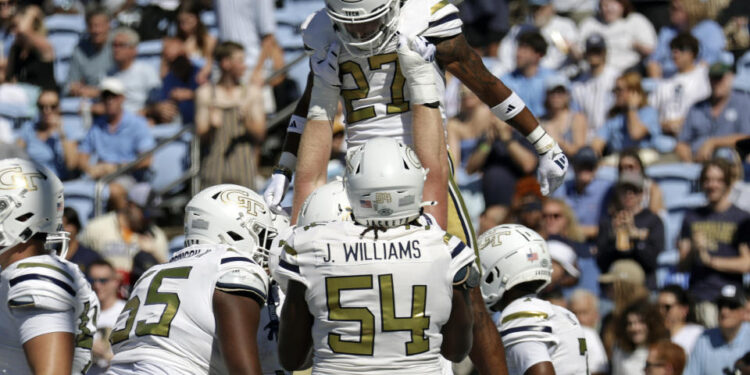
[273, 215, 475, 374]
[0, 254, 99, 374]
[302, 0, 463, 147]
[108, 244, 269, 374]
[499, 296, 590, 375]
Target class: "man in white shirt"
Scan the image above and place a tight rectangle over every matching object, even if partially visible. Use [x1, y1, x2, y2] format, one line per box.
[107, 27, 161, 114]
[649, 32, 710, 137]
[572, 34, 619, 140]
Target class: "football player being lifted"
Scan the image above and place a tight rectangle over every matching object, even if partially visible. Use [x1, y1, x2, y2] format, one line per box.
[0, 158, 99, 374]
[478, 224, 589, 375]
[263, 0, 568, 371]
[107, 185, 277, 375]
[274, 136, 478, 374]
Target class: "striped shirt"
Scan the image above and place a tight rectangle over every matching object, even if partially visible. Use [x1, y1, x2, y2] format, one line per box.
[571, 65, 618, 140]
[215, 0, 277, 71]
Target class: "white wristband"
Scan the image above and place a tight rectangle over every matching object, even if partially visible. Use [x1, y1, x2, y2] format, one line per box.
[490, 92, 525, 121]
[526, 125, 555, 155]
[278, 151, 297, 172]
[287, 115, 306, 135]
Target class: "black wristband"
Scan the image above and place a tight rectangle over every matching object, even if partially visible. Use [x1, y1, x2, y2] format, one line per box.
[273, 165, 293, 180]
[422, 101, 440, 108]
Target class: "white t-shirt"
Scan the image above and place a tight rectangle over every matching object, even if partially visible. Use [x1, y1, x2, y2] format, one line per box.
[672, 323, 704, 356]
[611, 345, 648, 375]
[109, 62, 161, 114]
[98, 299, 127, 330]
[579, 13, 657, 73]
[649, 65, 711, 125]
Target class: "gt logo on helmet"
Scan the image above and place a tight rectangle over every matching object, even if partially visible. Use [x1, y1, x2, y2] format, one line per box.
[219, 189, 265, 216]
[0, 166, 46, 191]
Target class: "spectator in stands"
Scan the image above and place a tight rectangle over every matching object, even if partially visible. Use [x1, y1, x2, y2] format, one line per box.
[499, 30, 554, 117]
[734, 352, 750, 375]
[66, 7, 113, 98]
[544, 239, 580, 294]
[77, 78, 156, 210]
[553, 146, 612, 241]
[649, 33, 711, 138]
[15, 89, 78, 180]
[658, 284, 704, 355]
[496, 0, 579, 74]
[616, 148, 665, 214]
[195, 41, 265, 190]
[148, 37, 198, 124]
[62, 207, 102, 274]
[138, 0, 179, 41]
[685, 286, 750, 375]
[446, 85, 490, 172]
[579, 0, 657, 73]
[599, 260, 651, 353]
[542, 197, 586, 245]
[86, 259, 125, 374]
[466, 114, 537, 231]
[679, 158, 750, 328]
[647, 0, 726, 79]
[645, 340, 687, 375]
[0, 0, 17, 58]
[676, 57, 750, 162]
[592, 71, 663, 155]
[597, 170, 665, 288]
[172, 0, 215, 85]
[611, 302, 670, 375]
[215, 0, 281, 87]
[79, 183, 168, 275]
[108, 27, 160, 114]
[572, 33, 619, 142]
[6, 5, 55, 90]
[540, 74, 587, 156]
[568, 289, 610, 375]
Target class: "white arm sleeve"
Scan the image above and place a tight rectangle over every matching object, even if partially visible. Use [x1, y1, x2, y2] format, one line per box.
[506, 340, 553, 375]
[13, 308, 76, 344]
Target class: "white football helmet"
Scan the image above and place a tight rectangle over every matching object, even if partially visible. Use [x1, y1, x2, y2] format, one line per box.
[325, 0, 400, 56]
[478, 224, 552, 311]
[345, 137, 428, 228]
[0, 158, 69, 257]
[297, 178, 353, 226]
[184, 184, 276, 265]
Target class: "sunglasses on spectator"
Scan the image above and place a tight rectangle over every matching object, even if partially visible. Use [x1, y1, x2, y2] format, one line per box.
[658, 303, 674, 312]
[88, 277, 112, 284]
[112, 41, 133, 48]
[644, 361, 666, 370]
[37, 103, 59, 111]
[543, 212, 562, 219]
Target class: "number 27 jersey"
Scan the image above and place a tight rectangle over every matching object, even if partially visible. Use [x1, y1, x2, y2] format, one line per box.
[302, 0, 463, 147]
[273, 216, 475, 375]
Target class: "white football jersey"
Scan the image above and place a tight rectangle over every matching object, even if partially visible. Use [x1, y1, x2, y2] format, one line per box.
[0, 254, 99, 374]
[498, 296, 589, 375]
[108, 244, 269, 375]
[302, 0, 463, 147]
[273, 214, 475, 375]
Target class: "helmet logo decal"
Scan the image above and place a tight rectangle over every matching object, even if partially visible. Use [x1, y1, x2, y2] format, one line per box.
[0, 166, 46, 191]
[405, 147, 422, 169]
[477, 230, 510, 251]
[218, 189, 265, 216]
[374, 192, 391, 204]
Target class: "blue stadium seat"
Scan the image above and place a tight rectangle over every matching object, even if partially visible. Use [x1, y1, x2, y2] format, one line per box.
[63, 178, 105, 227]
[168, 235, 185, 256]
[54, 59, 70, 87]
[646, 163, 702, 181]
[0, 102, 32, 130]
[137, 39, 163, 57]
[275, 0, 322, 27]
[150, 123, 191, 193]
[49, 33, 80, 61]
[62, 114, 86, 142]
[200, 10, 216, 28]
[45, 14, 86, 35]
[276, 25, 304, 50]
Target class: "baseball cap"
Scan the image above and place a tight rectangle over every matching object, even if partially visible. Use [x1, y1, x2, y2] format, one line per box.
[716, 285, 746, 309]
[548, 240, 579, 277]
[617, 171, 645, 190]
[709, 52, 735, 78]
[545, 74, 571, 92]
[599, 259, 645, 285]
[572, 146, 598, 170]
[100, 77, 125, 96]
[585, 34, 606, 52]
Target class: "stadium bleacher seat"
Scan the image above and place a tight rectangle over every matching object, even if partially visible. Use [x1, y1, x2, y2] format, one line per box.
[63, 178, 105, 227]
[136, 39, 163, 73]
[45, 14, 86, 35]
[49, 33, 80, 61]
[150, 123, 191, 193]
[646, 163, 702, 181]
[54, 59, 70, 87]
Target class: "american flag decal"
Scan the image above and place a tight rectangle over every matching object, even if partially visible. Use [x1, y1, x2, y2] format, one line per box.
[360, 200, 372, 208]
[527, 250, 538, 261]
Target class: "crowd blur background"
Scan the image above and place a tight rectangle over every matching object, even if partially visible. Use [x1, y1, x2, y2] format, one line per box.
[0, 0, 749, 373]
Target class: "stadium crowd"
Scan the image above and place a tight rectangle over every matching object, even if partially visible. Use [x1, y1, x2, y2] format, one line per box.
[0, 0, 749, 373]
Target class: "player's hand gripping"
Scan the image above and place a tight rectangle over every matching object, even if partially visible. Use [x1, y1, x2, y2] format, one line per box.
[396, 33, 439, 105]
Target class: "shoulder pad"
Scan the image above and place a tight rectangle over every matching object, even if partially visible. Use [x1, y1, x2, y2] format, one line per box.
[499, 298, 557, 348]
[6, 258, 79, 311]
[399, 0, 461, 39]
[302, 10, 337, 53]
[217, 252, 270, 305]
[270, 228, 311, 292]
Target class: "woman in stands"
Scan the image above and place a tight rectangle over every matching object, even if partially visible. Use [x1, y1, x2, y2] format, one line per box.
[6, 4, 55, 90]
[171, 0, 216, 84]
[611, 302, 670, 375]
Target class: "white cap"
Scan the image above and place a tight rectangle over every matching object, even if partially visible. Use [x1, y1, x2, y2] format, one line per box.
[100, 77, 125, 96]
[548, 240, 579, 277]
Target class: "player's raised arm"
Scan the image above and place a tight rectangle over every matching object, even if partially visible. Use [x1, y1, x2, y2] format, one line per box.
[434, 34, 568, 196]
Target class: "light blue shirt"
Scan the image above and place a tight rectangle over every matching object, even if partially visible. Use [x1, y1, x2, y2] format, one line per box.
[501, 67, 555, 118]
[17, 121, 68, 179]
[552, 178, 612, 227]
[685, 322, 750, 375]
[79, 111, 155, 164]
[598, 106, 662, 152]
[649, 21, 726, 78]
